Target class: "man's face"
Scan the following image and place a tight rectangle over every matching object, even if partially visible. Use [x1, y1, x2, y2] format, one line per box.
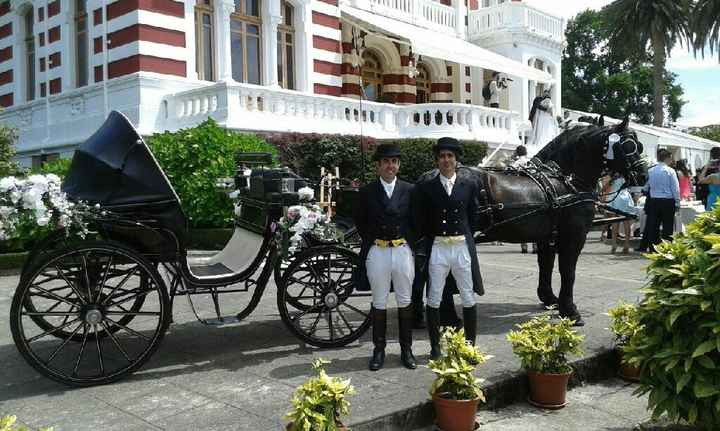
[377, 157, 400, 182]
[436, 150, 457, 176]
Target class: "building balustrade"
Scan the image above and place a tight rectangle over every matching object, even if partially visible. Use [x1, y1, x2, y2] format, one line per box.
[468, 2, 564, 43]
[343, 0, 458, 36]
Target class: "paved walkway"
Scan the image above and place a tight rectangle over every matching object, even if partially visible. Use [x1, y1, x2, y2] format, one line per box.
[0, 233, 651, 430]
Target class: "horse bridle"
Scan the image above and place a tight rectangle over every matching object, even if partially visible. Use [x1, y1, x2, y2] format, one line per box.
[603, 131, 645, 189]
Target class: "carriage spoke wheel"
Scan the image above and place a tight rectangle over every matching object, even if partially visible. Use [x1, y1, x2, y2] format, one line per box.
[11, 241, 170, 386]
[277, 245, 371, 348]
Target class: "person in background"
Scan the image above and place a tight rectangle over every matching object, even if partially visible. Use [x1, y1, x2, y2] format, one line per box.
[638, 149, 680, 252]
[675, 159, 693, 201]
[606, 173, 638, 254]
[696, 147, 720, 208]
[488, 72, 501, 108]
[698, 154, 720, 211]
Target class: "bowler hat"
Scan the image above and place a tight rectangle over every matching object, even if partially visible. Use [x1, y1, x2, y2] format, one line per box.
[432, 137, 463, 156]
[373, 143, 402, 161]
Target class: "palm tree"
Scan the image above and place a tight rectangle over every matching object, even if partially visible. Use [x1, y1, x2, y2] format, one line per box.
[604, 0, 691, 127]
[693, 0, 720, 61]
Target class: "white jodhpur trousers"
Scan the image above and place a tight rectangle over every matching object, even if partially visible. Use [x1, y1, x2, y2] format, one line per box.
[427, 241, 476, 308]
[366, 244, 414, 310]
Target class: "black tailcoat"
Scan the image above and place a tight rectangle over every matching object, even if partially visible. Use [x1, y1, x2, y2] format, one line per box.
[414, 174, 484, 296]
[352, 179, 417, 291]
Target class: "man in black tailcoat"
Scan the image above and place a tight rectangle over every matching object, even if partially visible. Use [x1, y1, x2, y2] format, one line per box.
[414, 137, 484, 358]
[352, 143, 417, 371]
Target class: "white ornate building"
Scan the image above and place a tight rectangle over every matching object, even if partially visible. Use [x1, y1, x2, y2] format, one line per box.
[0, 0, 569, 167]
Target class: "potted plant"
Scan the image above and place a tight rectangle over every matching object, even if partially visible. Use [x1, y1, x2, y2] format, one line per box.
[507, 315, 584, 409]
[606, 301, 643, 382]
[285, 358, 355, 431]
[428, 327, 489, 431]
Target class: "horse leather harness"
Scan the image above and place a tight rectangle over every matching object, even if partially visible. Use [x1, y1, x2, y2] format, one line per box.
[474, 159, 598, 234]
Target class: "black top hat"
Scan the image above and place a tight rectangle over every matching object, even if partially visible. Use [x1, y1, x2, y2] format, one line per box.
[373, 143, 402, 161]
[432, 137, 463, 156]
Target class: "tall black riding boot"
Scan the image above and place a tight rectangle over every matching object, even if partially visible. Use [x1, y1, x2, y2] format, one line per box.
[463, 305, 478, 346]
[369, 308, 387, 371]
[411, 264, 427, 329]
[426, 306, 442, 360]
[439, 283, 462, 329]
[398, 305, 417, 369]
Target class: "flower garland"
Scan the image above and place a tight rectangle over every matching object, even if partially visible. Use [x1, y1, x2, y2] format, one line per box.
[0, 174, 89, 241]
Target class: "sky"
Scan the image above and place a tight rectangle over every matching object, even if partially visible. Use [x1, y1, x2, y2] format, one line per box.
[524, 0, 720, 128]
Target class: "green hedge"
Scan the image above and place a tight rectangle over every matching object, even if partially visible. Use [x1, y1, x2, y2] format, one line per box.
[147, 119, 276, 228]
[265, 133, 487, 183]
[0, 125, 18, 177]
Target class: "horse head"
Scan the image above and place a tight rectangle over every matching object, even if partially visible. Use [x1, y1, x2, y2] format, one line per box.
[603, 116, 648, 189]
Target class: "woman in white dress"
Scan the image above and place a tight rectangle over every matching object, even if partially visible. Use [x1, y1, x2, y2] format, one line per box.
[528, 90, 560, 148]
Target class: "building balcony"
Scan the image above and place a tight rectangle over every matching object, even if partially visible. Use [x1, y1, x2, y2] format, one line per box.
[468, 2, 565, 45]
[0, 74, 521, 165]
[341, 0, 460, 36]
[164, 81, 520, 144]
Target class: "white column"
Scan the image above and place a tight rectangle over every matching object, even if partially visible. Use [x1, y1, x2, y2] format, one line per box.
[262, 9, 282, 87]
[295, 1, 312, 93]
[454, 0, 467, 39]
[553, 62, 562, 113]
[184, 0, 198, 80]
[59, 0, 73, 90]
[215, 0, 235, 82]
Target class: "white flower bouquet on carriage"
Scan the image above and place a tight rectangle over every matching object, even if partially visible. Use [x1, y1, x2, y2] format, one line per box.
[0, 174, 89, 242]
[275, 186, 342, 257]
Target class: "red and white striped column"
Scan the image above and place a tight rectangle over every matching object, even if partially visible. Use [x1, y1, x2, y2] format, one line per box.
[311, 0, 342, 96]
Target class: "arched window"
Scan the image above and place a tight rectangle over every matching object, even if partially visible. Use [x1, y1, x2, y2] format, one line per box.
[24, 8, 35, 101]
[361, 51, 383, 102]
[277, 1, 294, 90]
[415, 63, 431, 104]
[231, 0, 261, 84]
[75, 0, 88, 87]
[195, 0, 214, 81]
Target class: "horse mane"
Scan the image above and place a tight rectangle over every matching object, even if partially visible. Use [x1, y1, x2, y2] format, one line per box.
[534, 124, 604, 163]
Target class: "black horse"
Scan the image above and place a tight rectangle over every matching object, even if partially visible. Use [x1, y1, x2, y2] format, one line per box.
[415, 117, 648, 326]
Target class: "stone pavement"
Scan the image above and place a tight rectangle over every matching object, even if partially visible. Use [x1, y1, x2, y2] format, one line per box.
[418, 378, 653, 431]
[0, 232, 651, 430]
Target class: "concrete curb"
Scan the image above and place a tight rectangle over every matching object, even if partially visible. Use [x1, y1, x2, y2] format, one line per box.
[350, 349, 620, 431]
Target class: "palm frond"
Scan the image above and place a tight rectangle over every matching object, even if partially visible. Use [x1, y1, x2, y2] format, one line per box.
[693, 0, 720, 60]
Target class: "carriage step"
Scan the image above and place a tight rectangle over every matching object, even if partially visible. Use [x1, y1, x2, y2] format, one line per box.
[203, 315, 242, 326]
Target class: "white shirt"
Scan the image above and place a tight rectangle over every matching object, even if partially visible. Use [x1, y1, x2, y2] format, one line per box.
[439, 173, 456, 196]
[380, 176, 396, 199]
[643, 162, 680, 206]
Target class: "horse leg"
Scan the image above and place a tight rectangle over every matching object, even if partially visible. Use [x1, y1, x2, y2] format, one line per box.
[536, 239, 558, 307]
[557, 232, 587, 326]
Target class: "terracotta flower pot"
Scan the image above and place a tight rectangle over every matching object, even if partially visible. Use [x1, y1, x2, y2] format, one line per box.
[432, 393, 480, 431]
[617, 350, 641, 382]
[527, 370, 572, 409]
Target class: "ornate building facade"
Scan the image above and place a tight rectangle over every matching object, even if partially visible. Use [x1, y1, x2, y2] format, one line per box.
[0, 0, 567, 166]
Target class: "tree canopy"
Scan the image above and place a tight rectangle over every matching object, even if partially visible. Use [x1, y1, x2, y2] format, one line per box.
[562, 9, 686, 125]
[690, 124, 720, 143]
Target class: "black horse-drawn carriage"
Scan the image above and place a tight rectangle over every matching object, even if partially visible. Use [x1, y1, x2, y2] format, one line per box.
[10, 111, 371, 386]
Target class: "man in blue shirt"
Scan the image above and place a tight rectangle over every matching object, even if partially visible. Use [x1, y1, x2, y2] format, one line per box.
[638, 149, 680, 251]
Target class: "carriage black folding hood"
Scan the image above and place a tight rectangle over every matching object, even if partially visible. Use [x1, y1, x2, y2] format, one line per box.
[63, 110, 181, 207]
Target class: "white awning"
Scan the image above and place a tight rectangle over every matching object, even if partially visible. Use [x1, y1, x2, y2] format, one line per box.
[341, 5, 553, 84]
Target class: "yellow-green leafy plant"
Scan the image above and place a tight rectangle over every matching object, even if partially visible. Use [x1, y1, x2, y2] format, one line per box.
[1, 415, 51, 431]
[606, 301, 643, 347]
[428, 327, 489, 401]
[285, 358, 355, 431]
[623, 206, 720, 427]
[507, 315, 584, 374]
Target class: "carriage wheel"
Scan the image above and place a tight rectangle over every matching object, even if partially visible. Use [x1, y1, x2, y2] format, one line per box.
[277, 245, 371, 348]
[10, 241, 171, 386]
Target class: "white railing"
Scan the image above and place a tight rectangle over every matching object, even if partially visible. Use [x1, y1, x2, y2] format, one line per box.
[344, 0, 458, 35]
[164, 82, 519, 144]
[468, 2, 564, 43]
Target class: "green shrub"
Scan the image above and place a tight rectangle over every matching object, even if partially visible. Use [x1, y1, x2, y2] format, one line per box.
[0, 415, 51, 431]
[428, 327, 488, 401]
[285, 358, 354, 431]
[265, 133, 487, 184]
[507, 315, 584, 374]
[0, 125, 19, 177]
[624, 205, 720, 427]
[32, 157, 72, 178]
[607, 301, 643, 347]
[147, 119, 276, 228]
